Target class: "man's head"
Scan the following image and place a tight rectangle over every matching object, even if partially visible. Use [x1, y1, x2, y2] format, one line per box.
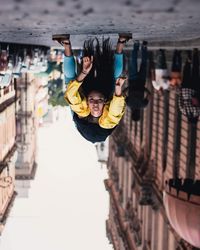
[170, 78, 182, 86]
[187, 116, 199, 124]
[87, 91, 106, 118]
[170, 72, 182, 86]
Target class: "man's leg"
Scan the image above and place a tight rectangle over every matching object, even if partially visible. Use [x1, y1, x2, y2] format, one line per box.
[156, 49, 167, 69]
[172, 50, 182, 72]
[192, 49, 199, 90]
[192, 49, 200, 101]
[139, 41, 148, 84]
[127, 41, 140, 100]
[129, 41, 139, 81]
[182, 59, 192, 88]
[177, 51, 182, 71]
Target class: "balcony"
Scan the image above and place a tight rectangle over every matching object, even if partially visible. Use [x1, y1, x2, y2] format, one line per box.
[0, 83, 15, 106]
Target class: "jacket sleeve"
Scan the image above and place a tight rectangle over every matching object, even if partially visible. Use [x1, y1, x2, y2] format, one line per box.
[99, 95, 126, 129]
[64, 80, 90, 117]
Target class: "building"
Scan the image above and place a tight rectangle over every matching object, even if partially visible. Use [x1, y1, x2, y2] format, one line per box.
[14, 46, 49, 196]
[0, 76, 17, 234]
[15, 72, 38, 183]
[105, 50, 200, 250]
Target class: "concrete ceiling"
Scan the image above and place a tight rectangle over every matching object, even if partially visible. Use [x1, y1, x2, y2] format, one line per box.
[0, 0, 200, 47]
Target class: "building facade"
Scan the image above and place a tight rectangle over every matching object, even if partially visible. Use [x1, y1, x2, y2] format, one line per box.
[105, 51, 200, 250]
[14, 48, 49, 196]
[0, 78, 17, 233]
[15, 72, 38, 181]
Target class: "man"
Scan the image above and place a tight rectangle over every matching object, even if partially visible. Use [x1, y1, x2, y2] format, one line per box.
[170, 49, 182, 86]
[126, 40, 151, 121]
[152, 49, 170, 92]
[178, 49, 200, 123]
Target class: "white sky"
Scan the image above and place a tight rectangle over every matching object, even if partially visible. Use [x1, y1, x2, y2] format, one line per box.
[0, 107, 113, 250]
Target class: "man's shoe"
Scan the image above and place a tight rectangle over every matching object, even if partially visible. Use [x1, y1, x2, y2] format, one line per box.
[142, 40, 148, 49]
[142, 40, 148, 46]
[52, 34, 70, 46]
[118, 33, 132, 44]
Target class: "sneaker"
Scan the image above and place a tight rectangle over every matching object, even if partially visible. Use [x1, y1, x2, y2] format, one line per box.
[118, 33, 132, 43]
[142, 40, 148, 46]
[142, 40, 148, 50]
[193, 48, 199, 54]
[52, 34, 70, 46]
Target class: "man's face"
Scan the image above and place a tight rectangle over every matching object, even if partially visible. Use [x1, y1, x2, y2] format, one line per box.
[170, 72, 181, 86]
[87, 91, 105, 117]
[170, 78, 181, 86]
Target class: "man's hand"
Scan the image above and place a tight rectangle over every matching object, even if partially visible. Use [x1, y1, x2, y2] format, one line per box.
[115, 77, 127, 96]
[192, 97, 200, 107]
[82, 56, 93, 74]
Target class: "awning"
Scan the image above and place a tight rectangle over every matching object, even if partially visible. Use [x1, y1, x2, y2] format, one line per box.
[163, 180, 200, 248]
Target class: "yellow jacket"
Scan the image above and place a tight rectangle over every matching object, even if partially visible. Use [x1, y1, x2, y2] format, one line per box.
[64, 80, 126, 129]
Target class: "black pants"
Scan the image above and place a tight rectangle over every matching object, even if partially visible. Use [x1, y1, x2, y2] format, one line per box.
[171, 50, 182, 72]
[156, 49, 167, 69]
[182, 50, 199, 90]
[128, 44, 148, 87]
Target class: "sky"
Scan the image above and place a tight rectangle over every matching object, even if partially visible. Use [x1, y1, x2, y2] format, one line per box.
[0, 107, 113, 250]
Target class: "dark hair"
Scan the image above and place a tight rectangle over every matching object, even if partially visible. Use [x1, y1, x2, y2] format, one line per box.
[81, 38, 115, 101]
[187, 116, 199, 124]
[131, 109, 141, 122]
[193, 92, 200, 102]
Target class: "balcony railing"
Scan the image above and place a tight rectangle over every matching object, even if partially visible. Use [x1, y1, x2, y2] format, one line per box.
[0, 84, 15, 105]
